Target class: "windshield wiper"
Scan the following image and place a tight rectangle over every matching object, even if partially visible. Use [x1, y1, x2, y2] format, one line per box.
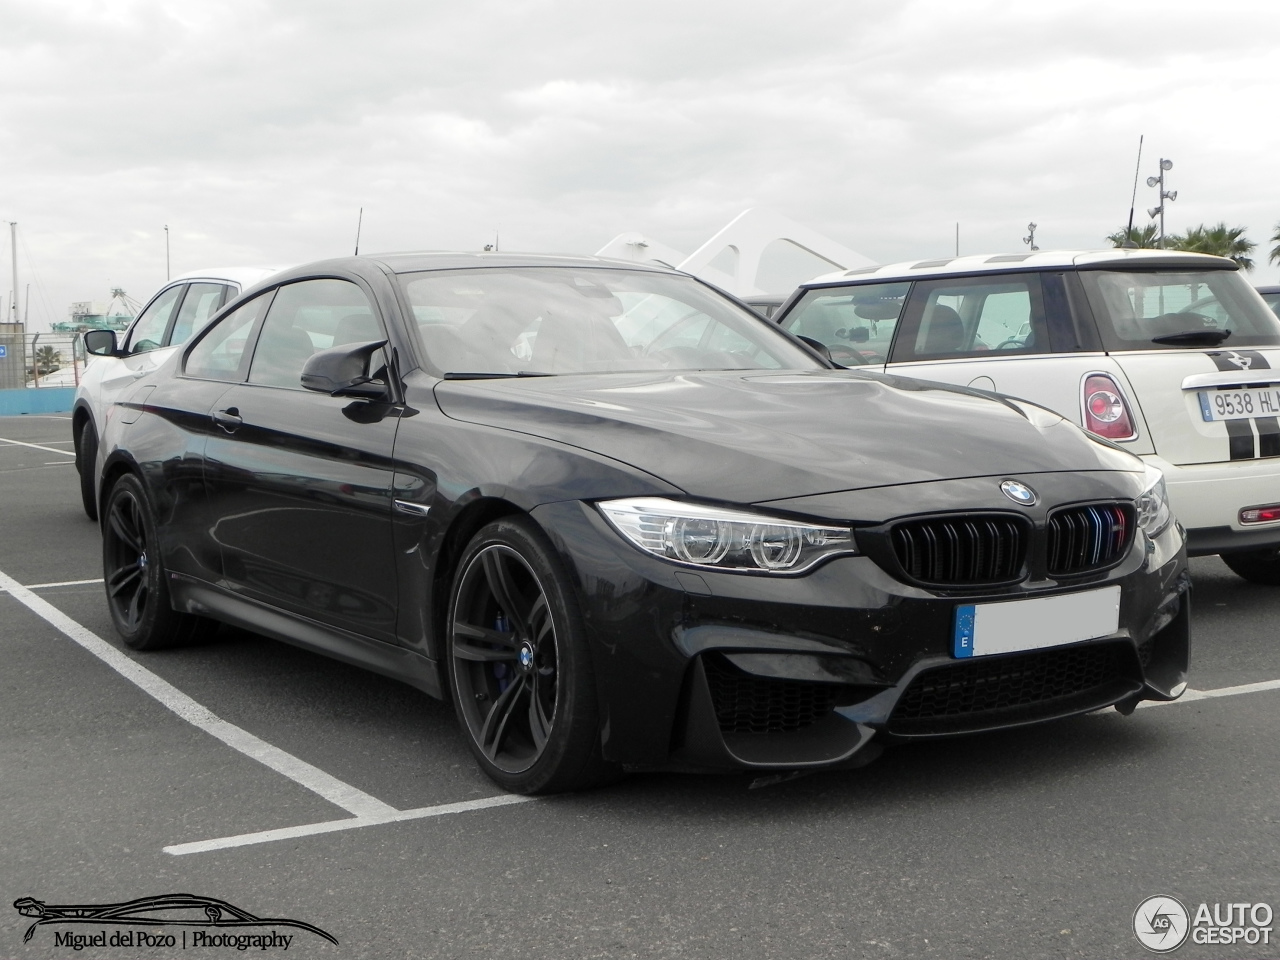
[1151, 329, 1232, 346]
[442, 371, 555, 380]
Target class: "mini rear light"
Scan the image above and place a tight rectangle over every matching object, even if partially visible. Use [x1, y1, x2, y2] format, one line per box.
[1081, 374, 1137, 440]
[1240, 504, 1280, 524]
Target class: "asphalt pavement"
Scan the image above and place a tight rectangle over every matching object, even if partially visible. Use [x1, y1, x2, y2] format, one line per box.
[2, 413, 1277, 960]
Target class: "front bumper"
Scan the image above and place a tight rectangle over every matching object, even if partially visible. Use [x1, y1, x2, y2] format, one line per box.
[533, 494, 1190, 773]
[1146, 453, 1280, 555]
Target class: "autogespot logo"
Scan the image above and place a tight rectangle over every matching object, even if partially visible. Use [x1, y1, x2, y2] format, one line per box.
[999, 479, 1037, 506]
[1133, 895, 1190, 953]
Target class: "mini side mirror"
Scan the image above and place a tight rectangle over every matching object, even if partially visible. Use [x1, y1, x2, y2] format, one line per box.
[301, 338, 390, 398]
[84, 329, 118, 357]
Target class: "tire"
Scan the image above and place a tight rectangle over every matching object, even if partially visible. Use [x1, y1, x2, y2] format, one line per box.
[76, 420, 99, 521]
[102, 473, 217, 650]
[1221, 548, 1280, 585]
[446, 516, 619, 794]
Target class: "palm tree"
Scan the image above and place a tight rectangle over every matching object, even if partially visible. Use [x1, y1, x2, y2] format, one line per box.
[1106, 224, 1159, 248]
[1270, 221, 1280, 266]
[1168, 222, 1256, 270]
[33, 346, 62, 375]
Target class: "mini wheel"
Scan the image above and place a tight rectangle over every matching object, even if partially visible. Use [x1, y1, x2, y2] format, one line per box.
[446, 516, 618, 794]
[102, 474, 216, 650]
[1221, 548, 1280, 585]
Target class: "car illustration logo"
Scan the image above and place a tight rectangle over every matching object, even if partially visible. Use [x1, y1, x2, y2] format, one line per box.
[1000, 480, 1038, 505]
[1226, 351, 1253, 369]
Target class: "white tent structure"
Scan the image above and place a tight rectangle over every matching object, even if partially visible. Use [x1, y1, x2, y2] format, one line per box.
[596, 208, 874, 297]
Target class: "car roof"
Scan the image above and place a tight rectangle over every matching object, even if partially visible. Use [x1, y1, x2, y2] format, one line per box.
[166, 266, 288, 288]
[358, 251, 680, 275]
[802, 248, 1237, 286]
[1256, 285, 1280, 294]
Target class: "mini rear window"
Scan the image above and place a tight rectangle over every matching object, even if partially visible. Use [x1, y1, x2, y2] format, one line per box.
[1080, 269, 1280, 350]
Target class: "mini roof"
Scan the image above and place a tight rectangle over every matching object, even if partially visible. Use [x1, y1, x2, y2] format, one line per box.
[804, 248, 1237, 286]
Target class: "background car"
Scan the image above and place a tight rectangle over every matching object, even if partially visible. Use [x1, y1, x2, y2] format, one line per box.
[1257, 284, 1280, 317]
[96, 252, 1189, 794]
[776, 249, 1280, 584]
[72, 266, 283, 519]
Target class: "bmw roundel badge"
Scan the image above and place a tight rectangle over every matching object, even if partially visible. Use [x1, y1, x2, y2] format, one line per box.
[999, 479, 1038, 506]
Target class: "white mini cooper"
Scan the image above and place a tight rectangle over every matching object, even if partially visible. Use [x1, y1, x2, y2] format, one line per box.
[774, 249, 1280, 584]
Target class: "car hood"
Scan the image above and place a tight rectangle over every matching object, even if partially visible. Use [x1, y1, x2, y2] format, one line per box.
[433, 370, 1140, 503]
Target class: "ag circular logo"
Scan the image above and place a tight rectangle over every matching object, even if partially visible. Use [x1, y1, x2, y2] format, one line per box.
[1134, 895, 1190, 952]
[999, 479, 1038, 506]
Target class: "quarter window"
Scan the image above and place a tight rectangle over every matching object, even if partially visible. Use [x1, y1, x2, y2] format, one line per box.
[125, 284, 184, 355]
[184, 292, 272, 382]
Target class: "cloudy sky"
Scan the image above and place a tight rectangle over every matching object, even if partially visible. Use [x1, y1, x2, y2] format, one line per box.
[3, 0, 1280, 328]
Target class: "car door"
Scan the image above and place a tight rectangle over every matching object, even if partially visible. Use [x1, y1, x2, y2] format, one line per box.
[883, 272, 1153, 453]
[202, 276, 403, 643]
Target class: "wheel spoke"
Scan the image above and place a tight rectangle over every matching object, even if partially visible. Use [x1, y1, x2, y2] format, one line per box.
[453, 639, 519, 663]
[107, 562, 143, 598]
[527, 675, 551, 750]
[481, 551, 531, 638]
[109, 503, 143, 554]
[479, 675, 527, 761]
[125, 580, 147, 629]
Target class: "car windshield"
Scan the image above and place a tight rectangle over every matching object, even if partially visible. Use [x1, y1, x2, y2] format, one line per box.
[778, 282, 910, 364]
[397, 267, 820, 376]
[1080, 269, 1280, 349]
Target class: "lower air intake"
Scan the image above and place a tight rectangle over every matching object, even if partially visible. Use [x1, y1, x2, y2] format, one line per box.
[703, 654, 838, 734]
[887, 642, 1140, 735]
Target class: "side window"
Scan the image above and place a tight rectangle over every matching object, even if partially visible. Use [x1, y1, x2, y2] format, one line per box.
[125, 285, 184, 354]
[184, 292, 272, 382]
[780, 282, 909, 364]
[891, 275, 1050, 362]
[168, 283, 234, 346]
[248, 278, 379, 389]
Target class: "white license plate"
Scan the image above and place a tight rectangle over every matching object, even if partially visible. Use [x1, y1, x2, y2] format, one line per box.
[953, 585, 1121, 658]
[1198, 386, 1280, 421]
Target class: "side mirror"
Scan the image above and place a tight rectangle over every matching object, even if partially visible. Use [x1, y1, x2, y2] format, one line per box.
[301, 339, 390, 398]
[796, 335, 835, 365]
[84, 329, 119, 357]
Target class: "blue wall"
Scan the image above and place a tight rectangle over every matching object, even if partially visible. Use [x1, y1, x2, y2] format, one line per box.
[0, 388, 76, 416]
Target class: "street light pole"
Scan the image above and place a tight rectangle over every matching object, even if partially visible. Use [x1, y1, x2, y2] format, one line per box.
[1146, 159, 1176, 248]
[1023, 222, 1038, 251]
[6, 221, 15, 324]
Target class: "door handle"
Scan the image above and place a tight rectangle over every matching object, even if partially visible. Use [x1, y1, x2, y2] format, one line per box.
[213, 407, 243, 433]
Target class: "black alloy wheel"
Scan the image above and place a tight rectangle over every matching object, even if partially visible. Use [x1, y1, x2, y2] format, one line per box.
[76, 421, 99, 521]
[102, 474, 215, 650]
[1221, 548, 1280, 586]
[447, 517, 617, 794]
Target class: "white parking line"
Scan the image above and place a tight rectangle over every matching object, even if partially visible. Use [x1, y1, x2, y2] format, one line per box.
[0, 578, 104, 591]
[0, 436, 77, 456]
[0, 567, 398, 820]
[164, 794, 535, 856]
[1136, 677, 1280, 707]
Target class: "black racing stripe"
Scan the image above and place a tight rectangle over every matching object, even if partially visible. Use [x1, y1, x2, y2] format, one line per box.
[1225, 420, 1256, 460]
[1206, 351, 1269, 459]
[1258, 418, 1280, 458]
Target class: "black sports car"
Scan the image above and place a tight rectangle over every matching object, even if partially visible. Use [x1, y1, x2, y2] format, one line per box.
[91, 253, 1191, 793]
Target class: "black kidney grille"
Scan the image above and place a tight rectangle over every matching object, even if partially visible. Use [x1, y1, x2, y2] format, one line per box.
[889, 643, 1127, 729]
[890, 515, 1026, 585]
[704, 655, 838, 734]
[1048, 503, 1133, 576]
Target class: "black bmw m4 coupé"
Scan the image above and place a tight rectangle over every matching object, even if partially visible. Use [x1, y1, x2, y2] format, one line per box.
[90, 253, 1190, 793]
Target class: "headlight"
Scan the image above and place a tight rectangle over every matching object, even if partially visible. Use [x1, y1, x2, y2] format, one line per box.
[597, 497, 857, 574]
[1135, 464, 1173, 539]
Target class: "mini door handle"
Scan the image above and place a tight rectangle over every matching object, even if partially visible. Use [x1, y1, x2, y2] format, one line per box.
[213, 407, 243, 432]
